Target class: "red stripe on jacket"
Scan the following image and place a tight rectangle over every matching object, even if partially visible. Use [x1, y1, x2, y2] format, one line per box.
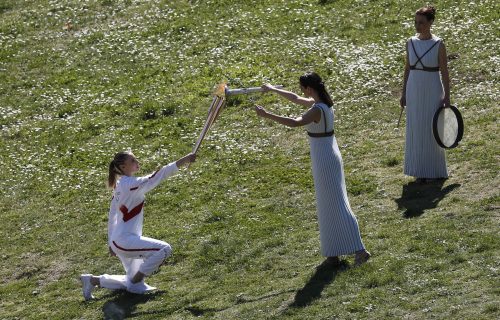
[149, 170, 159, 179]
[119, 201, 144, 222]
[112, 241, 160, 252]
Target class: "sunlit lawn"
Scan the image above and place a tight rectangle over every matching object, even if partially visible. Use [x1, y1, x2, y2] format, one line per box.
[0, 0, 498, 319]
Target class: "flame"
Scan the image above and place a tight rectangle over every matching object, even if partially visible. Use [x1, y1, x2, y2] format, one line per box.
[213, 82, 227, 98]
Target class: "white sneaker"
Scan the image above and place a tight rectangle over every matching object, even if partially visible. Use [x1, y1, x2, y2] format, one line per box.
[80, 274, 95, 301]
[126, 279, 156, 294]
[143, 283, 157, 292]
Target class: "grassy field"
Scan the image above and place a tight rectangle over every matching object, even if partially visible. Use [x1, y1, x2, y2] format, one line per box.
[0, 0, 498, 319]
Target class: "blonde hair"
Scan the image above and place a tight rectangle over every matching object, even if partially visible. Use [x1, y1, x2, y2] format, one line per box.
[108, 151, 131, 188]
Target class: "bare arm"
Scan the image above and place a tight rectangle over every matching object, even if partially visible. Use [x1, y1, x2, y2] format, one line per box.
[400, 41, 410, 108]
[255, 105, 321, 128]
[262, 84, 315, 108]
[439, 42, 451, 107]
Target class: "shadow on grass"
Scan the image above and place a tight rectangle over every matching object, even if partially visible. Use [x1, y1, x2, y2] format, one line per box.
[275, 259, 347, 316]
[395, 180, 461, 218]
[94, 286, 296, 318]
[99, 290, 168, 319]
[184, 289, 297, 317]
[183, 260, 348, 318]
[289, 259, 346, 308]
[94, 260, 345, 318]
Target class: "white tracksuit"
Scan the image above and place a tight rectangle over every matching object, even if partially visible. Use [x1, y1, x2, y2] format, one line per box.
[98, 162, 179, 291]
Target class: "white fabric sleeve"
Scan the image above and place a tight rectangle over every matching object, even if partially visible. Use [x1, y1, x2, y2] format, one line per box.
[107, 196, 118, 246]
[136, 162, 179, 194]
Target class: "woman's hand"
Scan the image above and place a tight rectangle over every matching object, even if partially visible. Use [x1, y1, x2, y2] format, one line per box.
[177, 152, 197, 167]
[399, 95, 406, 108]
[441, 96, 451, 108]
[261, 84, 275, 92]
[255, 105, 267, 118]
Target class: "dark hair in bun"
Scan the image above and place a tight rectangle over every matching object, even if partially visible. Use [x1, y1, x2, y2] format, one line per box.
[299, 72, 333, 108]
[416, 5, 436, 22]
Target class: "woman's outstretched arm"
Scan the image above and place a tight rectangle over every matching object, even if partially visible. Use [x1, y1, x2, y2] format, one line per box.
[255, 105, 320, 128]
[262, 84, 315, 108]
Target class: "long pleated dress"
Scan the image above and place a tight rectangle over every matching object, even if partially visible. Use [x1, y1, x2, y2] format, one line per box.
[306, 103, 365, 257]
[404, 35, 448, 178]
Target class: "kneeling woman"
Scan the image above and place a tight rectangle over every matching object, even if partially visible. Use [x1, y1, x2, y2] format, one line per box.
[80, 150, 196, 300]
[255, 72, 370, 266]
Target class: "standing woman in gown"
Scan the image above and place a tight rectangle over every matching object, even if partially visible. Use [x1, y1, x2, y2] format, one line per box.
[255, 72, 370, 266]
[400, 6, 451, 182]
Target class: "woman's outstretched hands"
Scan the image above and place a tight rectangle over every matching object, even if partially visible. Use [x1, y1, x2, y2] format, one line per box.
[255, 105, 267, 118]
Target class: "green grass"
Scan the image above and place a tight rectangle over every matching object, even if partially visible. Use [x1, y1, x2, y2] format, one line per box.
[1, 0, 499, 319]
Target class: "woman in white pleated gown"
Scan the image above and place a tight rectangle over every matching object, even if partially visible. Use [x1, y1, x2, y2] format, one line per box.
[255, 72, 370, 266]
[400, 6, 452, 181]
